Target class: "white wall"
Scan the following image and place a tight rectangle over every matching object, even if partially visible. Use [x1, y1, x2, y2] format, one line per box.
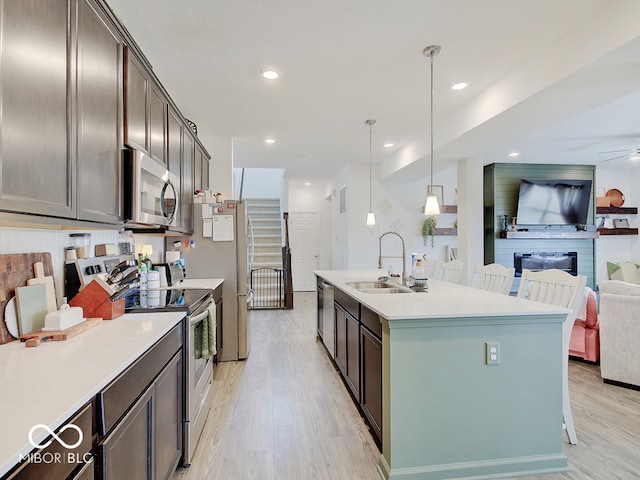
[202, 135, 232, 199]
[595, 165, 640, 286]
[233, 168, 285, 200]
[330, 163, 459, 276]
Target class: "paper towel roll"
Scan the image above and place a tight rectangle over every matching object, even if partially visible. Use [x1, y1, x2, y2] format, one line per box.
[166, 251, 181, 264]
[154, 266, 168, 287]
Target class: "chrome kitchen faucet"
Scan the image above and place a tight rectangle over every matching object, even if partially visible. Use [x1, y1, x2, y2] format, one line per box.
[378, 231, 406, 283]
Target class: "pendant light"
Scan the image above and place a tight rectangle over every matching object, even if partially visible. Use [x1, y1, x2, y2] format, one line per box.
[423, 45, 441, 215]
[365, 119, 376, 226]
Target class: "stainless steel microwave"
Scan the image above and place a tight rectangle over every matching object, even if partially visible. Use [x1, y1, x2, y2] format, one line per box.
[124, 149, 179, 228]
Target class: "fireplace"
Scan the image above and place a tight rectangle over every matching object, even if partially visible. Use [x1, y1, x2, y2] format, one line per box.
[514, 252, 577, 277]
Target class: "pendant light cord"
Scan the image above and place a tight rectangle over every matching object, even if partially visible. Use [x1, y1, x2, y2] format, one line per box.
[369, 122, 373, 210]
[429, 50, 434, 196]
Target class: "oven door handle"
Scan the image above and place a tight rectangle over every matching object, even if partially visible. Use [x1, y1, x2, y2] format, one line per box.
[189, 308, 211, 326]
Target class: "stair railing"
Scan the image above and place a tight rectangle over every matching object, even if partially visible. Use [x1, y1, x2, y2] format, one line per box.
[283, 211, 294, 309]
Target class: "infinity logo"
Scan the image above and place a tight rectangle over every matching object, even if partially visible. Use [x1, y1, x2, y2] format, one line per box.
[28, 424, 83, 450]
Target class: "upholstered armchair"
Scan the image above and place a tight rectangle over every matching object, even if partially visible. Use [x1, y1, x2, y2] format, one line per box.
[569, 287, 599, 363]
[599, 280, 640, 388]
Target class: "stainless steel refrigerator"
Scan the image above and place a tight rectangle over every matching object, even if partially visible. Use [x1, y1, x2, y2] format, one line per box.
[170, 200, 251, 361]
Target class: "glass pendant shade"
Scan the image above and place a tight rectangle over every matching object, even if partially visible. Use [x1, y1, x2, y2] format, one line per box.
[424, 194, 440, 215]
[366, 210, 376, 226]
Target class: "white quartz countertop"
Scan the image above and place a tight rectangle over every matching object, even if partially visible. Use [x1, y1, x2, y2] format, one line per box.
[0, 310, 185, 478]
[315, 270, 568, 320]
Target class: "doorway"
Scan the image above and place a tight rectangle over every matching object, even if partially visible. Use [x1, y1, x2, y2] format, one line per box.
[289, 212, 320, 291]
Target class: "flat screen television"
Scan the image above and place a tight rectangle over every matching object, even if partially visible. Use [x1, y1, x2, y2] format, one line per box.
[515, 179, 592, 225]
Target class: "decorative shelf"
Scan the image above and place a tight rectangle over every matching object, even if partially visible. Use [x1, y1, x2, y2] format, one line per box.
[433, 227, 457, 236]
[499, 231, 599, 239]
[597, 228, 639, 236]
[596, 206, 638, 215]
[440, 205, 457, 214]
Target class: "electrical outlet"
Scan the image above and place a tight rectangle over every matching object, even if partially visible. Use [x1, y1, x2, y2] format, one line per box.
[486, 341, 500, 365]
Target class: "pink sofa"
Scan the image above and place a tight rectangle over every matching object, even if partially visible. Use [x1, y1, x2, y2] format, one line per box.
[569, 287, 600, 362]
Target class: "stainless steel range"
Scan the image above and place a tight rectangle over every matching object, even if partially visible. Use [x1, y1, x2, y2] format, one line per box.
[126, 287, 216, 467]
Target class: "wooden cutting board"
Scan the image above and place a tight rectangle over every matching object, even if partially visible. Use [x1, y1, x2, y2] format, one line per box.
[27, 262, 57, 313]
[20, 317, 102, 347]
[0, 253, 54, 344]
[15, 284, 48, 335]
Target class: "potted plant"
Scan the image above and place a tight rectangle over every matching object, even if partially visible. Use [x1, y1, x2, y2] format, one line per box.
[422, 217, 437, 248]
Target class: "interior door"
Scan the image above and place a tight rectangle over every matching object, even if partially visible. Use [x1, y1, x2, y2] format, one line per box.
[289, 212, 320, 291]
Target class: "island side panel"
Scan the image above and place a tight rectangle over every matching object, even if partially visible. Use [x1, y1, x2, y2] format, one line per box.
[379, 314, 568, 480]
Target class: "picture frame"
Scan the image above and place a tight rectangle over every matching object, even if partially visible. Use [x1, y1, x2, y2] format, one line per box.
[613, 218, 630, 228]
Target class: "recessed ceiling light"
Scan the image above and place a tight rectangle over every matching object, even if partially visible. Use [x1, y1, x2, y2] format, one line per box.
[264, 138, 276, 144]
[261, 69, 279, 80]
[630, 154, 640, 161]
[304, 182, 311, 186]
[508, 152, 520, 158]
[451, 82, 468, 90]
[384, 143, 394, 148]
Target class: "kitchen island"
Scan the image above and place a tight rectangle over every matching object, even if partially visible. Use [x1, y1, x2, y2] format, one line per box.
[0, 310, 185, 479]
[315, 270, 571, 480]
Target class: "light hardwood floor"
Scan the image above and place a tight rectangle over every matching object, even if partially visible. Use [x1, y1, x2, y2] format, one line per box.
[175, 293, 640, 480]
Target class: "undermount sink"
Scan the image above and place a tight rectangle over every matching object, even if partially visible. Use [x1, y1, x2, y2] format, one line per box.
[346, 281, 394, 289]
[347, 281, 413, 294]
[358, 287, 413, 294]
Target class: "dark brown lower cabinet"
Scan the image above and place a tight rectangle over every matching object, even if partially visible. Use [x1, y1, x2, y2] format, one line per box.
[100, 384, 154, 480]
[360, 325, 382, 443]
[335, 304, 361, 402]
[334, 304, 348, 378]
[332, 292, 382, 445]
[6, 403, 94, 480]
[99, 350, 182, 480]
[345, 312, 361, 402]
[154, 353, 183, 480]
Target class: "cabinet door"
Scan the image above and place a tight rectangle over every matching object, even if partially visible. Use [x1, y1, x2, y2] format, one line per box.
[124, 49, 148, 152]
[155, 352, 183, 480]
[99, 385, 154, 480]
[201, 156, 209, 191]
[334, 304, 347, 378]
[76, 0, 123, 223]
[194, 143, 209, 192]
[345, 312, 360, 401]
[70, 458, 95, 480]
[8, 403, 93, 480]
[181, 130, 194, 233]
[316, 284, 324, 339]
[149, 83, 167, 165]
[360, 326, 382, 443]
[167, 107, 183, 229]
[0, 0, 74, 218]
[215, 296, 223, 360]
[194, 146, 202, 193]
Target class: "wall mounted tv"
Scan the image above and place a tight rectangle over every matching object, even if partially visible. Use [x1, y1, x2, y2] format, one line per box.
[515, 179, 592, 225]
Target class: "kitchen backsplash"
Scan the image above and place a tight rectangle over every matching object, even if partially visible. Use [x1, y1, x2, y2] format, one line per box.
[0, 227, 165, 304]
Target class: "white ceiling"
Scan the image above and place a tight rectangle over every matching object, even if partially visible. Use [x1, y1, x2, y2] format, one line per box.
[105, 0, 640, 184]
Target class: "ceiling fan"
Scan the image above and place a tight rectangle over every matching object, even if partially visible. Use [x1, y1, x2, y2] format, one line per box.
[598, 147, 640, 163]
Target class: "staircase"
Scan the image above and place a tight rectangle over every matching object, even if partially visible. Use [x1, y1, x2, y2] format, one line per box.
[245, 198, 285, 308]
[246, 198, 283, 269]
